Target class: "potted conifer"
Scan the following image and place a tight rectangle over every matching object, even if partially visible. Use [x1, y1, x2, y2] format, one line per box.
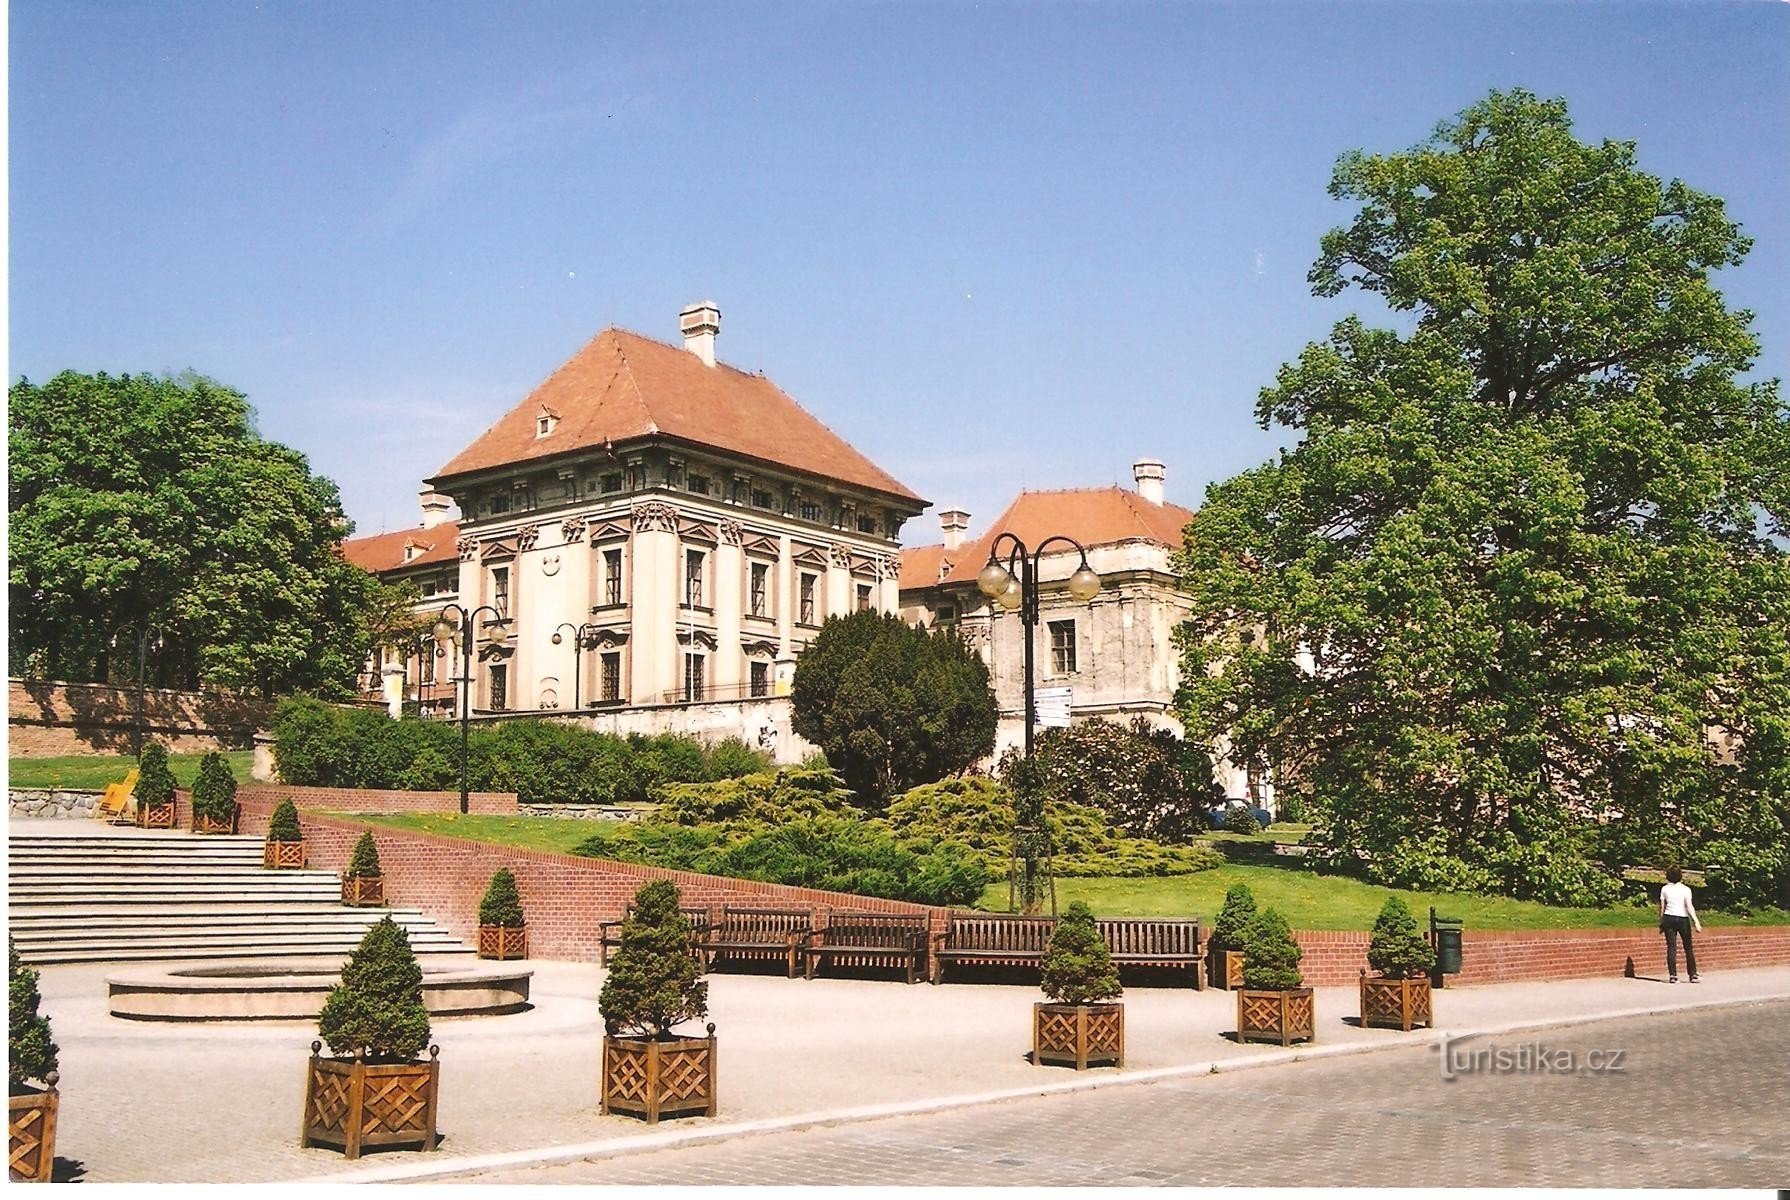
[1359, 895, 1436, 1031]
[264, 799, 307, 870]
[134, 741, 177, 829]
[9, 940, 59, 1183]
[188, 750, 239, 834]
[300, 918, 440, 1159]
[477, 868, 528, 960]
[341, 831, 386, 907]
[1234, 907, 1314, 1046]
[1032, 901, 1123, 1070]
[1210, 882, 1257, 989]
[598, 880, 716, 1123]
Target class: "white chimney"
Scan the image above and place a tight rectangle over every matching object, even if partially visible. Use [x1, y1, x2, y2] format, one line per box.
[1133, 458, 1166, 505]
[939, 508, 970, 552]
[418, 490, 453, 529]
[679, 301, 721, 367]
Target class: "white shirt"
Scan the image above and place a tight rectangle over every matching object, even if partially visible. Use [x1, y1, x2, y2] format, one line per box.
[1661, 881, 1695, 918]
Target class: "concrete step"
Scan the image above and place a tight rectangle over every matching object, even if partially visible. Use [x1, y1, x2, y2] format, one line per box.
[8, 868, 340, 884]
[22, 944, 479, 965]
[7, 903, 435, 921]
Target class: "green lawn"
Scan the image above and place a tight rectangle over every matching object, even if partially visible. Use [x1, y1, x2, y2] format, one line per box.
[976, 866, 1790, 931]
[8, 751, 256, 791]
[352, 812, 623, 856]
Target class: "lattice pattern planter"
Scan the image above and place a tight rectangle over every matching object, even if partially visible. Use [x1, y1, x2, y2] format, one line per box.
[135, 804, 176, 830]
[264, 840, 306, 870]
[8, 1077, 58, 1183]
[1236, 987, 1316, 1046]
[1211, 949, 1245, 990]
[300, 1043, 440, 1159]
[1032, 1002, 1124, 1070]
[341, 875, 385, 907]
[191, 809, 239, 835]
[601, 1027, 718, 1123]
[1359, 973, 1432, 1031]
[478, 925, 528, 961]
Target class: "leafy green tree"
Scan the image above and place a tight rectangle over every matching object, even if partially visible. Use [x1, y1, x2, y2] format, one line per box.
[1175, 89, 1790, 908]
[478, 869, 525, 927]
[791, 611, 997, 808]
[598, 880, 708, 1038]
[1040, 901, 1122, 1006]
[136, 741, 177, 812]
[1028, 718, 1222, 841]
[266, 798, 303, 843]
[1240, 908, 1304, 991]
[7, 370, 401, 696]
[345, 831, 383, 878]
[317, 917, 431, 1062]
[1365, 895, 1435, 979]
[189, 750, 238, 824]
[9, 939, 58, 1092]
[1211, 883, 1258, 952]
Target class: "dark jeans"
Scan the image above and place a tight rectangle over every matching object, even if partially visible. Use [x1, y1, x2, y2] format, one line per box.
[1663, 915, 1697, 978]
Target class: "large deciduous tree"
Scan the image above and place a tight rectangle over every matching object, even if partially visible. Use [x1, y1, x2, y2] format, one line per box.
[1174, 90, 1790, 908]
[791, 610, 997, 809]
[8, 370, 403, 697]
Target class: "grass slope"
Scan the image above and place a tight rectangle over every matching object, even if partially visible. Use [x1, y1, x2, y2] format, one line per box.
[9, 750, 256, 791]
[352, 812, 623, 856]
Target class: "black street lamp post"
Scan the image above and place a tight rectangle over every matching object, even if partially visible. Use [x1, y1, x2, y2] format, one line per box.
[109, 623, 164, 758]
[551, 622, 603, 711]
[976, 534, 1101, 914]
[431, 603, 502, 815]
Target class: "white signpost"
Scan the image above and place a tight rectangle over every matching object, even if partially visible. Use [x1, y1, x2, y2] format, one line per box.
[1034, 686, 1073, 729]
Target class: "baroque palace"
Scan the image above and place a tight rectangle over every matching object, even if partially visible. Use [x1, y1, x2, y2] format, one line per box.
[345, 304, 1260, 801]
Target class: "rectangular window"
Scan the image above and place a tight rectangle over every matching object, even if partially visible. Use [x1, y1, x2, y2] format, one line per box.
[799, 502, 821, 523]
[683, 653, 705, 702]
[599, 472, 623, 494]
[601, 652, 621, 702]
[799, 573, 817, 624]
[603, 548, 623, 606]
[488, 664, 508, 711]
[1049, 620, 1077, 674]
[857, 514, 877, 534]
[752, 488, 774, 509]
[856, 583, 873, 612]
[491, 566, 510, 618]
[490, 492, 511, 515]
[750, 660, 770, 698]
[749, 562, 769, 617]
[686, 473, 710, 496]
[685, 549, 705, 608]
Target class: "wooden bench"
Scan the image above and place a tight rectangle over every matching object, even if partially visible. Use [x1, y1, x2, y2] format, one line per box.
[930, 913, 1057, 984]
[1098, 917, 1204, 989]
[696, 906, 818, 978]
[804, 912, 931, 984]
[598, 904, 715, 967]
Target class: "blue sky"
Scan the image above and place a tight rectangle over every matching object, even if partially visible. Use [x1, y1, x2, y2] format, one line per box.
[10, 1, 1787, 544]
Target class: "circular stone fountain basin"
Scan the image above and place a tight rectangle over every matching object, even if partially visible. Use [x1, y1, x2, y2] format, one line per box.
[107, 960, 532, 1021]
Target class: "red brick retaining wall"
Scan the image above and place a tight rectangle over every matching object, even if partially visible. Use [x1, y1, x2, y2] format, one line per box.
[235, 784, 516, 815]
[9, 677, 272, 755]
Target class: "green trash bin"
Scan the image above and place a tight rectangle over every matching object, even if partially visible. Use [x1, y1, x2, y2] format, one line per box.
[1429, 908, 1463, 982]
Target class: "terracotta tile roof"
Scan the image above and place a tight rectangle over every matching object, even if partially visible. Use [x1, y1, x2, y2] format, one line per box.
[925, 488, 1196, 587]
[898, 543, 953, 591]
[342, 522, 461, 576]
[430, 328, 923, 503]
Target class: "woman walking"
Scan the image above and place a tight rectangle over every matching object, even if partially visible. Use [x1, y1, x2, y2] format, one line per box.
[1659, 866, 1701, 983]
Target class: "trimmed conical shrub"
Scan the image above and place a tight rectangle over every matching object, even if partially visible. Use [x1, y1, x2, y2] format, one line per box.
[190, 750, 238, 824]
[317, 917, 431, 1063]
[478, 868, 524, 928]
[1366, 895, 1435, 979]
[10, 938, 58, 1093]
[1040, 900, 1121, 1006]
[598, 880, 708, 1038]
[136, 741, 176, 811]
[267, 798, 303, 843]
[345, 831, 382, 878]
[1240, 907, 1304, 991]
[1212, 883, 1257, 951]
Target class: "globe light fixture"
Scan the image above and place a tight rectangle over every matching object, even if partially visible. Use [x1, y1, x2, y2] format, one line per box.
[1067, 563, 1102, 602]
[977, 560, 1012, 599]
[997, 576, 1024, 610]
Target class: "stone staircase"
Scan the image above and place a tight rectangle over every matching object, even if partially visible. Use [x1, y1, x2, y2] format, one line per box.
[7, 828, 475, 964]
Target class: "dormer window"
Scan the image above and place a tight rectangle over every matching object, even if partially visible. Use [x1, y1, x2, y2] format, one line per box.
[535, 406, 559, 438]
[402, 540, 421, 564]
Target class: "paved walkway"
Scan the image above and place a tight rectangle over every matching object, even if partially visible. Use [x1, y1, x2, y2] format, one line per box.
[29, 953, 1790, 1184]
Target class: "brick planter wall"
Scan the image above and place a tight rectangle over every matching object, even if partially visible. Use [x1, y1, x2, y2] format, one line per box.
[235, 784, 516, 815]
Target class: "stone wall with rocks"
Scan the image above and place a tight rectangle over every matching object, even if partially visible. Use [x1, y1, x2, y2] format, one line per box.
[9, 678, 272, 756]
[9, 788, 104, 818]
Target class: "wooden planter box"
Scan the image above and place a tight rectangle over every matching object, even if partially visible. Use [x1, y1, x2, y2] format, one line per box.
[478, 925, 528, 960]
[191, 808, 239, 835]
[1237, 987, 1316, 1046]
[1359, 972, 1432, 1031]
[1210, 949, 1245, 990]
[300, 1043, 440, 1159]
[341, 875, 385, 907]
[8, 1077, 58, 1183]
[600, 1027, 717, 1123]
[135, 803, 177, 830]
[1032, 1002, 1124, 1070]
[264, 840, 306, 870]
